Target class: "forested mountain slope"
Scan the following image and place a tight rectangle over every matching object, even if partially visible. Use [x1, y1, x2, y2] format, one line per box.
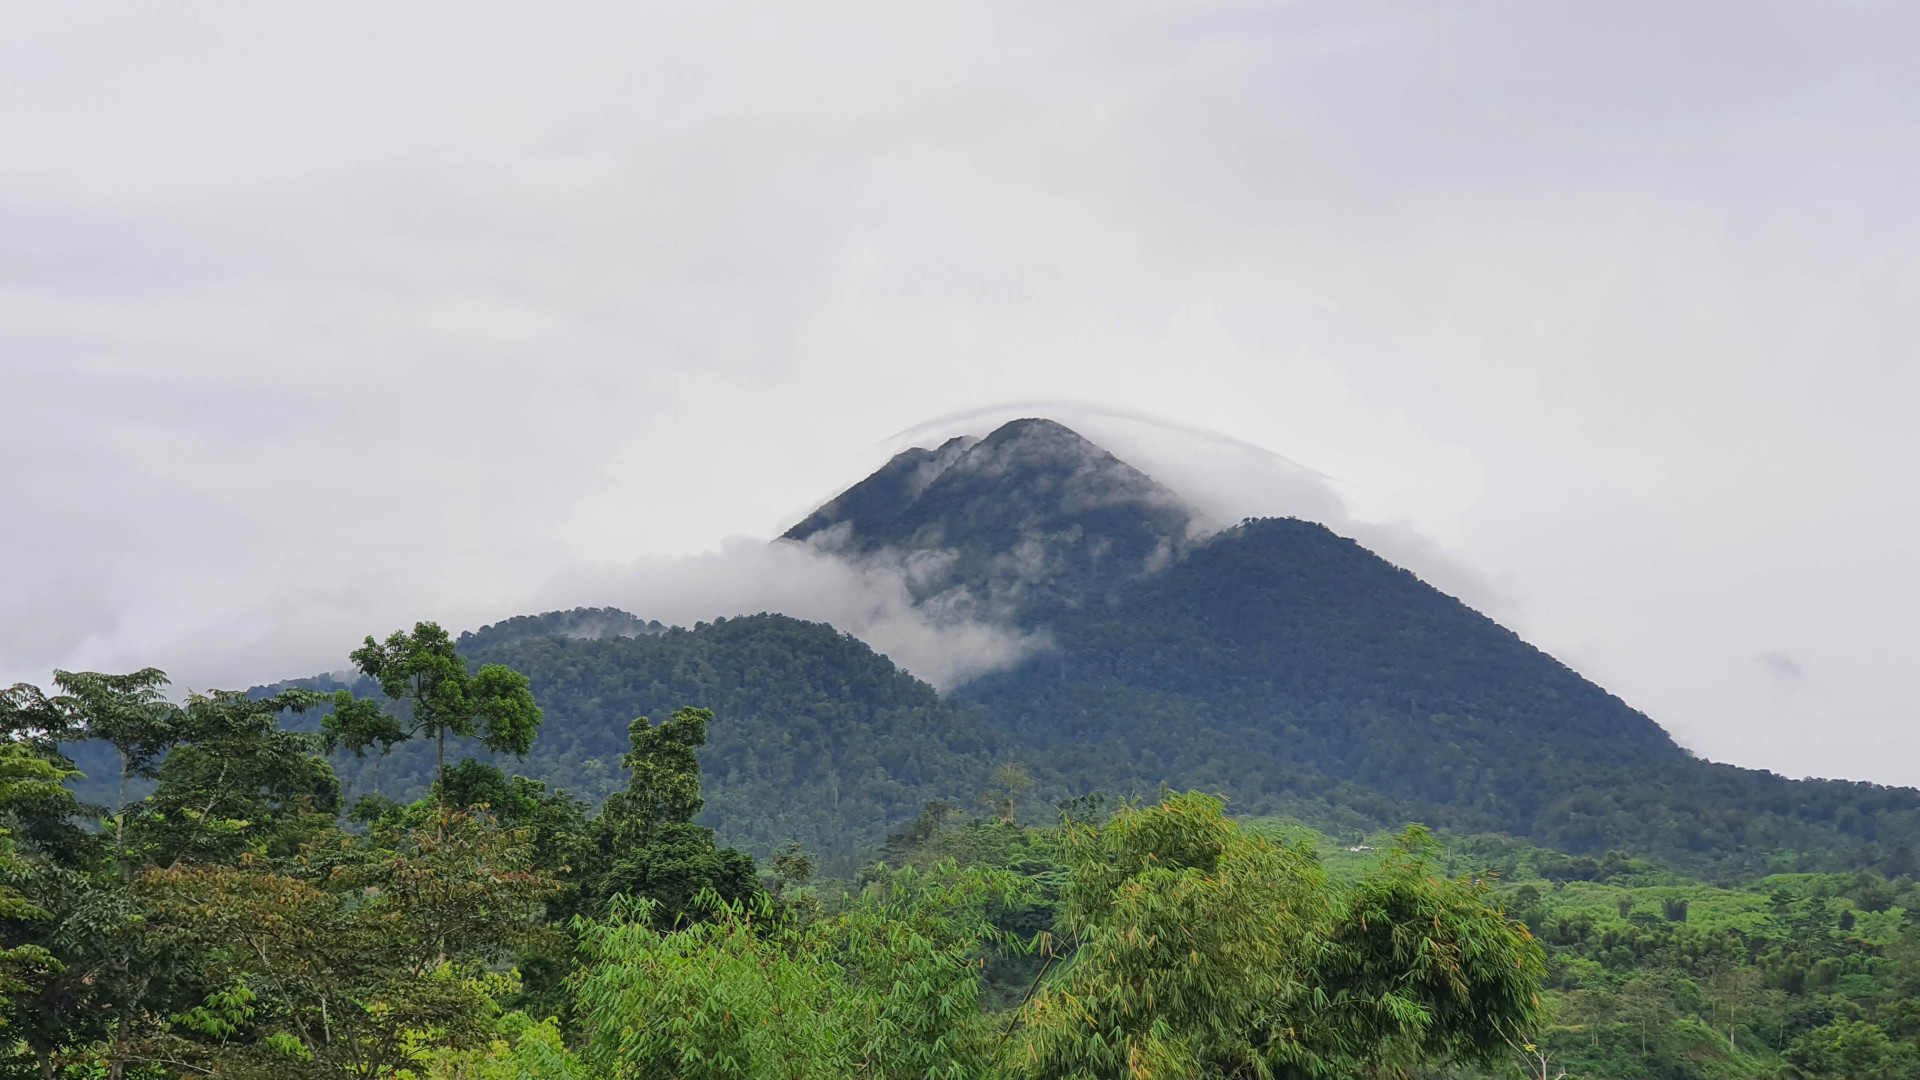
[958, 516, 1920, 872]
[784, 418, 1199, 621]
[780, 417, 1920, 874]
[212, 417, 1920, 877]
[287, 614, 1001, 865]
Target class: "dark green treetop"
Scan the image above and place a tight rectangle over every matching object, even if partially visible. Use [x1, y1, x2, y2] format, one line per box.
[581, 707, 760, 926]
[613, 705, 710, 826]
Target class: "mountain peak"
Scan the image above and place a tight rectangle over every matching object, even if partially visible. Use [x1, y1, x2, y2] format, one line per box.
[783, 418, 1201, 622]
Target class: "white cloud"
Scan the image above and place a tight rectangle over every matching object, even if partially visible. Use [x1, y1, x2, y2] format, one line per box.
[537, 538, 1050, 691]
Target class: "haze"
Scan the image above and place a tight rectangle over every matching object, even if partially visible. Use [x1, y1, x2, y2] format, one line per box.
[3, 4, 1915, 784]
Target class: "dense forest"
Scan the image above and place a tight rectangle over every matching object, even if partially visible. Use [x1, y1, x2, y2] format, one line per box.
[10, 620, 1920, 1077]
[250, 614, 1003, 871]
[0, 627, 1552, 1079]
[881, 807, 1920, 1080]
[199, 596, 1920, 881]
[957, 517, 1920, 877]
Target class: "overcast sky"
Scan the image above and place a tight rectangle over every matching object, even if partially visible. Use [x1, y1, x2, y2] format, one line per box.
[4, 3, 1916, 785]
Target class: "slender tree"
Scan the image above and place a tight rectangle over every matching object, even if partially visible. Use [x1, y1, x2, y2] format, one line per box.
[339, 622, 542, 792]
[51, 669, 181, 862]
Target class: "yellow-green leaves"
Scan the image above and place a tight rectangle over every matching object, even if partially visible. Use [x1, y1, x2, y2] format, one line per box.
[1016, 796, 1546, 1080]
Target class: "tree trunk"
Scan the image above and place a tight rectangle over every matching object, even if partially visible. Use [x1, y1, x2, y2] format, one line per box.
[115, 751, 129, 861]
[109, 1008, 130, 1080]
[35, 1046, 52, 1080]
[437, 725, 446, 794]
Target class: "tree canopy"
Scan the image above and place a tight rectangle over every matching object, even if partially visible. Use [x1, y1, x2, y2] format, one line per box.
[0, 629, 1566, 1079]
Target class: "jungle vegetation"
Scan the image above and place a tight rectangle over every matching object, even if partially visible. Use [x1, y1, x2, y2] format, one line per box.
[0, 625, 1549, 1079]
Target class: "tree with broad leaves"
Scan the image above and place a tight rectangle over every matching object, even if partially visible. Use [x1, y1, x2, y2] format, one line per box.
[0, 742, 82, 1076]
[332, 622, 542, 793]
[1014, 793, 1548, 1080]
[321, 693, 406, 800]
[145, 806, 558, 1079]
[127, 687, 342, 869]
[51, 668, 182, 863]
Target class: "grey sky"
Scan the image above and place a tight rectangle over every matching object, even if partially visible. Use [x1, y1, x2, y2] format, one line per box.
[3, 3, 1915, 784]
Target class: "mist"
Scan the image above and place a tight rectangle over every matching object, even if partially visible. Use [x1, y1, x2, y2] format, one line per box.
[534, 537, 1050, 691]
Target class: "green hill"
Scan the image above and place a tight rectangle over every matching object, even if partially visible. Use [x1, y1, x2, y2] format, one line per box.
[288, 614, 1000, 868]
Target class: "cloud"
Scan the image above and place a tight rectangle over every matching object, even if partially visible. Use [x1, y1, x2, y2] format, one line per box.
[534, 537, 1049, 691]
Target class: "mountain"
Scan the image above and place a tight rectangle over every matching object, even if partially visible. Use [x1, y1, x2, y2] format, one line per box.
[957, 515, 1920, 868]
[783, 418, 1920, 873]
[242, 417, 1920, 876]
[783, 418, 1201, 622]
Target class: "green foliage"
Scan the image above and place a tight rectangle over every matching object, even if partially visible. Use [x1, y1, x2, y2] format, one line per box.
[837, 861, 1027, 1079]
[1019, 794, 1544, 1079]
[570, 893, 849, 1080]
[614, 706, 711, 826]
[287, 614, 1001, 870]
[414, 1012, 591, 1079]
[144, 805, 557, 1077]
[127, 688, 340, 867]
[342, 620, 543, 784]
[38, 614, 1833, 1079]
[578, 708, 762, 927]
[1407, 849, 1920, 1080]
[563, 857, 1027, 1080]
[52, 667, 180, 864]
[0, 743, 69, 1017]
[322, 692, 406, 790]
[1783, 1019, 1916, 1079]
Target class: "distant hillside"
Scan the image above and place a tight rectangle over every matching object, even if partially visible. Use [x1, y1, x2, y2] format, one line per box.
[282, 614, 1000, 868]
[457, 607, 665, 651]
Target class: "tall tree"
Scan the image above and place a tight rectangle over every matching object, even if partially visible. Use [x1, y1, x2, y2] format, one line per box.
[52, 668, 181, 862]
[0, 742, 76, 1074]
[582, 708, 759, 925]
[0, 687, 104, 1079]
[0, 685, 93, 865]
[339, 622, 542, 790]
